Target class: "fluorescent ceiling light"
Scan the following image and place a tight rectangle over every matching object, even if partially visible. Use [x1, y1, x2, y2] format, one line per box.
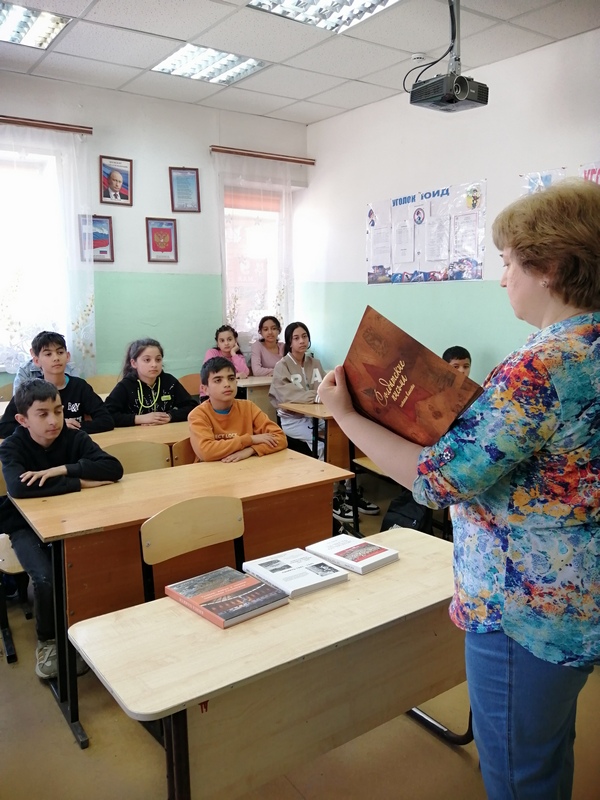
[153, 44, 266, 85]
[247, 0, 401, 33]
[0, 2, 71, 48]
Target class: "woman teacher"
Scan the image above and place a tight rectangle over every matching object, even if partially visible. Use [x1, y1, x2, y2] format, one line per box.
[319, 178, 600, 799]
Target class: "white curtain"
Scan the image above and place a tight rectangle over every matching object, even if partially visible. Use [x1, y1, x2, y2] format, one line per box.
[212, 152, 294, 335]
[0, 123, 95, 377]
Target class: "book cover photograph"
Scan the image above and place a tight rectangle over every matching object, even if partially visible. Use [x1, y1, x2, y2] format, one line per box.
[165, 566, 289, 628]
[243, 548, 348, 598]
[343, 305, 483, 446]
[306, 534, 399, 574]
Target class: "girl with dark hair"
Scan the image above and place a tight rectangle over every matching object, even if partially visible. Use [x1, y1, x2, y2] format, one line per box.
[203, 325, 249, 378]
[105, 338, 197, 427]
[250, 316, 284, 376]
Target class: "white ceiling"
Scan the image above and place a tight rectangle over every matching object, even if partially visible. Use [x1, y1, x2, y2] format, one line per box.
[2, 0, 600, 124]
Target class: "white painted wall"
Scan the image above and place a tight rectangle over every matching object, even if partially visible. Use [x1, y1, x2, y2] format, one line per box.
[296, 28, 600, 285]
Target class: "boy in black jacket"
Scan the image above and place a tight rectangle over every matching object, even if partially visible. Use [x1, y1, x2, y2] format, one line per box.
[0, 331, 113, 438]
[0, 380, 123, 679]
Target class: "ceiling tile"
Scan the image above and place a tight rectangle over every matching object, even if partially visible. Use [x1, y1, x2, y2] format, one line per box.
[198, 87, 291, 114]
[312, 80, 398, 109]
[0, 41, 45, 72]
[24, 0, 92, 15]
[286, 36, 407, 80]
[360, 56, 415, 90]
[84, 0, 235, 40]
[122, 71, 223, 102]
[52, 20, 181, 68]
[192, 8, 331, 62]
[31, 52, 142, 88]
[267, 100, 345, 124]
[460, 22, 555, 66]
[514, 0, 600, 38]
[236, 64, 345, 99]
[346, 0, 497, 52]
[458, 0, 559, 21]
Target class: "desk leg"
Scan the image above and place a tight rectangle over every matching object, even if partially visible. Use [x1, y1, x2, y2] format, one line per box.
[164, 710, 190, 800]
[311, 417, 320, 459]
[407, 706, 473, 746]
[50, 540, 89, 749]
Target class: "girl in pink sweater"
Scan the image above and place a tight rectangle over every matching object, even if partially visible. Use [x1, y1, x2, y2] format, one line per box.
[203, 325, 249, 378]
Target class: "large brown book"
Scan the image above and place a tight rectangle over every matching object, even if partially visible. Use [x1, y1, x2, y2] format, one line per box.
[343, 306, 483, 446]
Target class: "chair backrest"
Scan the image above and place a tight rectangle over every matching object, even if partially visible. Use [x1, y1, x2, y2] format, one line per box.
[141, 496, 244, 565]
[177, 373, 200, 396]
[171, 437, 196, 466]
[0, 384, 13, 401]
[0, 472, 25, 575]
[102, 441, 171, 474]
[86, 374, 119, 394]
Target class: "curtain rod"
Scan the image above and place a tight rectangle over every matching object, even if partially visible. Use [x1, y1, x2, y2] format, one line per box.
[0, 115, 93, 136]
[210, 145, 315, 166]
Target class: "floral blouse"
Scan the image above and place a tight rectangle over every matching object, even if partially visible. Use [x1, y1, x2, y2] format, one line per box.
[413, 313, 600, 667]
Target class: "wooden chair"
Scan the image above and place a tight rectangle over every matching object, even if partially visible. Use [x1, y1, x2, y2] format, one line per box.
[0, 473, 32, 664]
[139, 496, 245, 602]
[171, 437, 196, 466]
[102, 441, 172, 474]
[0, 383, 13, 401]
[177, 373, 200, 398]
[85, 374, 119, 394]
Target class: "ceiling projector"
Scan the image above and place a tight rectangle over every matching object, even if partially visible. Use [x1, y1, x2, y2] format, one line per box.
[410, 72, 489, 112]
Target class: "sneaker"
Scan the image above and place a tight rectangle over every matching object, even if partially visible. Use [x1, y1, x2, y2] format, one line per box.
[347, 488, 380, 516]
[36, 639, 58, 680]
[332, 495, 354, 522]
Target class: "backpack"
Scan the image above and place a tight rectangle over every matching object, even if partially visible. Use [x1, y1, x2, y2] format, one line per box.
[380, 488, 433, 534]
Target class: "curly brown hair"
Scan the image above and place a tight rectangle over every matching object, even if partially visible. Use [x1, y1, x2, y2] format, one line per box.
[492, 178, 600, 310]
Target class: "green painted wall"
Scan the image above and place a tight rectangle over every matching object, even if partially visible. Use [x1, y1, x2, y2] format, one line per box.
[297, 280, 534, 385]
[94, 272, 222, 376]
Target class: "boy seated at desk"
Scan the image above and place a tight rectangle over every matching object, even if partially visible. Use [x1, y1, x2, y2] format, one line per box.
[0, 331, 113, 439]
[0, 379, 123, 679]
[189, 357, 287, 463]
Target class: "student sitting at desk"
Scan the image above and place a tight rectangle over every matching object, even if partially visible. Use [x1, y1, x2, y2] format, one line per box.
[189, 357, 286, 462]
[13, 329, 77, 392]
[0, 379, 123, 679]
[105, 338, 197, 427]
[442, 345, 472, 377]
[269, 322, 379, 522]
[250, 315, 285, 376]
[204, 325, 250, 380]
[0, 331, 113, 439]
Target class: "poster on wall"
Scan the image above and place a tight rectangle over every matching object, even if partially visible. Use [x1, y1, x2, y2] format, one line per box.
[580, 160, 600, 184]
[520, 168, 565, 195]
[366, 180, 486, 285]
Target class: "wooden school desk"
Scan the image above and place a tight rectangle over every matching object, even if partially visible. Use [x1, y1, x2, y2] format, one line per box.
[278, 401, 350, 468]
[90, 419, 190, 454]
[236, 376, 275, 422]
[69, 529, 465, 800]
[11, 450, 352, 747]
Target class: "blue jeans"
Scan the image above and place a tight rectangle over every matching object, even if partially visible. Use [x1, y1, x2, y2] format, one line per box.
[465, 630, 592, 800]
[9, 526, 54, 641]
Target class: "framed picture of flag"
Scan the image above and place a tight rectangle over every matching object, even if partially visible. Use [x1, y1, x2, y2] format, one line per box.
[79, 214, 114, 263]
[146, 217, 178, 263]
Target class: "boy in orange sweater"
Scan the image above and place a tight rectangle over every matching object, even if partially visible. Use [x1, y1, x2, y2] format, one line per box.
[189, 357, 287, 462]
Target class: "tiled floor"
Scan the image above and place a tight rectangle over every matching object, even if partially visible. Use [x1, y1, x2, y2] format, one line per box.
[1, 478, 598, 799]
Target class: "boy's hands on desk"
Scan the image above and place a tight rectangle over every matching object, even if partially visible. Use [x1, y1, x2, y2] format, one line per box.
[136, 412, 171, 426]
[318, 366, 355, 422]
[251, 432, 279, 447]
[65, 418, 81, 430]
[221, 447, 255, 463]
[80, 479, 115, 489]
[20, 465, 67, 486]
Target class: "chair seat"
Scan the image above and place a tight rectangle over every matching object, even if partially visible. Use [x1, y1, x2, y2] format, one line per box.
[0, 534, 24, 574]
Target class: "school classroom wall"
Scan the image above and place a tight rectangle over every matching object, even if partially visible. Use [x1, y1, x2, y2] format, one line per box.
[294, 28, 600, 384]
[2, 27, 599, 384]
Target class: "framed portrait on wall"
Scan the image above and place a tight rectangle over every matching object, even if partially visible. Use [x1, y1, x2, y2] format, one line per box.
[146, 217, 178, 263]
[100, 156, 133, 206]
[78, 214, 114, 262]
[169, 167, 200, 212]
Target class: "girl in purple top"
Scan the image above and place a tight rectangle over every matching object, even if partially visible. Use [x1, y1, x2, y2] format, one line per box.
[250, 316, 285, 376]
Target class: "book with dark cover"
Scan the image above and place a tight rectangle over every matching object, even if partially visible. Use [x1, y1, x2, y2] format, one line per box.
[343, 306, 482, 446]
[165, 566, 288, 629]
